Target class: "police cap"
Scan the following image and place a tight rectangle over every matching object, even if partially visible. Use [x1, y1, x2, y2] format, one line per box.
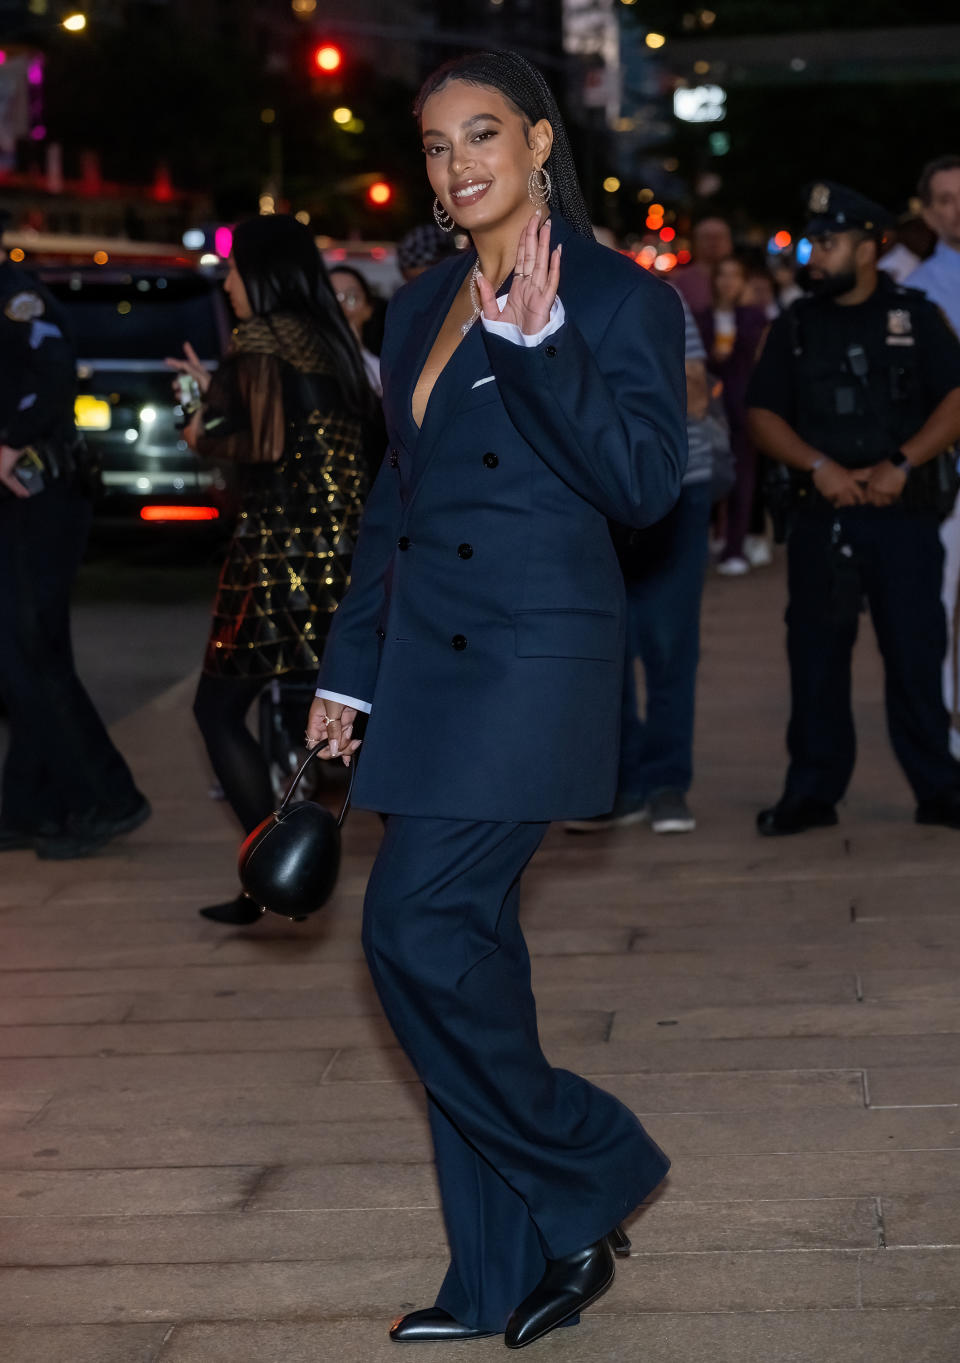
[803, 181, 894, 239]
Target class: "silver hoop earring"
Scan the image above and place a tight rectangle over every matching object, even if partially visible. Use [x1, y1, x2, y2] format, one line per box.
[528, 165, 552, 208]
[433, 196, 455, 232]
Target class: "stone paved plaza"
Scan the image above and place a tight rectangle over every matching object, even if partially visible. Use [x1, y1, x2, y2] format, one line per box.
[1, 560, 959, 1362]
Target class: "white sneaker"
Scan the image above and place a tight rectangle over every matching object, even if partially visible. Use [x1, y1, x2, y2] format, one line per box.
[716, 556, 750, 577]
[744, 535, 773, 568]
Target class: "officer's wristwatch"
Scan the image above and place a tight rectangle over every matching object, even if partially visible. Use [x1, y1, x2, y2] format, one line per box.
[890, 450, 913, 474]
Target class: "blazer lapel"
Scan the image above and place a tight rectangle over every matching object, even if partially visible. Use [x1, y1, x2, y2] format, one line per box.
[394, 251, 475, 450]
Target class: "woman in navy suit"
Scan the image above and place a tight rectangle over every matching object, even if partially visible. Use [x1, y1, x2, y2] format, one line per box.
[305, 51, 687, 1348]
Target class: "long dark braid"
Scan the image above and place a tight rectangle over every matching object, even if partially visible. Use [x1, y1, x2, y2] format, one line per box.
[414, 50, 595, 241]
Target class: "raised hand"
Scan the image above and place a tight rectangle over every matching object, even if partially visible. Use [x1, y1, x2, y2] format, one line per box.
[164, 341, 212, 395]
[476, 213, 561, 337]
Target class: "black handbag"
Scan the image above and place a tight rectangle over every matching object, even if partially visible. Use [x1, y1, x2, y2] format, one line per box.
[238, 748, 356, 920]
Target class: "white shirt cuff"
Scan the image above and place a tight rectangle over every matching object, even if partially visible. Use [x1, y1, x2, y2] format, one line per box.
[315, 689, 372, 715]
[481, 295, 565, 348]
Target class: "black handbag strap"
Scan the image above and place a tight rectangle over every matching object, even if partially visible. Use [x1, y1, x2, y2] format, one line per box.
[279, 747, 357, 829]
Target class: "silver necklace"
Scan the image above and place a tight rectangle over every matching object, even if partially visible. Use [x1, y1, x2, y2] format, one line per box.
[462, 261, 483, 337]
[461, 261, 509, 337]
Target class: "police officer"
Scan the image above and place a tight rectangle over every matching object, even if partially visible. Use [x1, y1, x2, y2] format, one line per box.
[747, 181, 960, 835]
[0, 225, 150, 858]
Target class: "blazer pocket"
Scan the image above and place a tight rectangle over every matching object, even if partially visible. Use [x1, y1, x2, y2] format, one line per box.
[459, 383, 501, 415]
[514, 608, 620, 661]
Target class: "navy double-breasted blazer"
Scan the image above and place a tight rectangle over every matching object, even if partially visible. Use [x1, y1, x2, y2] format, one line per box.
[317, 213, 687, 821]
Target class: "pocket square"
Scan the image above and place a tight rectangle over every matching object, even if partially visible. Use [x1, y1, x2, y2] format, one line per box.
[471, 375, 496, 390]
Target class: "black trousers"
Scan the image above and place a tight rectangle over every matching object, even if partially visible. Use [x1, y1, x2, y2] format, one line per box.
[784, 507, 960, 805]
[193, 669, 318, 836]
[0, 482, 141, 833]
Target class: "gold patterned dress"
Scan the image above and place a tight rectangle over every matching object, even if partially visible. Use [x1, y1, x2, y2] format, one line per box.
[196, 319, 370, 679]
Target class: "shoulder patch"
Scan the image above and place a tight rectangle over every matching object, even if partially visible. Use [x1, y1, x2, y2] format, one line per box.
[4, 291, 45, 323]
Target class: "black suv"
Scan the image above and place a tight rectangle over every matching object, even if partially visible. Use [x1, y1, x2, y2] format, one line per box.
[37, 265, 235, 528]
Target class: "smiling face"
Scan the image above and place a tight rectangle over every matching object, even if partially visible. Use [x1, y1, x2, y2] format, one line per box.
[224, 257, 253, 320]
[420, 80, 553, 236]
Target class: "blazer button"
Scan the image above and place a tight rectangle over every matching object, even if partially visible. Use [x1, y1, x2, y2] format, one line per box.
[451, 634, 468, 651]
[482, 452, 499, 468]
[397, 536, 410, 551]
[389, 449, 399, 468]
[544, 344, 557, 358]
[457, 543, 473, 559]
[376, 627, 385, 640]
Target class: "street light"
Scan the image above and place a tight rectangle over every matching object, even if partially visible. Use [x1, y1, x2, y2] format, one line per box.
[366, 181, 393, 207]
[62, 12, 87, 32]
[314, 44, 343, 74]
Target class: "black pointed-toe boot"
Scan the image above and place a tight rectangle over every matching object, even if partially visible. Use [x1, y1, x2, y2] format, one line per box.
[198, 893, 263, 926]
[389, 1307, 497, 1343]
[504, 1237, 615, 1349]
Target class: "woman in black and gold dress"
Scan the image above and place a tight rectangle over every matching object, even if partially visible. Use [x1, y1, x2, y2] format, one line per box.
[170, 215, 373, 924]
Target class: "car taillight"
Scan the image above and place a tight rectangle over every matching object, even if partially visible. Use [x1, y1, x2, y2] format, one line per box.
[140, 505, 219, 522]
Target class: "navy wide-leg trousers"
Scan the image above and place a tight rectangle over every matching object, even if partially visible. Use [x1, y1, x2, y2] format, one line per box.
[361, 814, 670, 1333]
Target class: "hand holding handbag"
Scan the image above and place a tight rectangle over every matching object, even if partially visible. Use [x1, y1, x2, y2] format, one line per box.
[238, 748, 356, 920]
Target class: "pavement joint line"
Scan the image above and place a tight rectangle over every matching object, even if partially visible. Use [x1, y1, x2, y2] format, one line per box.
[318, 1049, 343, 1082]
[861, 1070, 871, 1107]
[868, 1103, 960, 1110]
[873, 1196, 887, 1250]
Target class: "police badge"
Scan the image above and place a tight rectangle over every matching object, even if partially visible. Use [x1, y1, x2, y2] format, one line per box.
[886, 308, 915, 346]
[809, 183, 831, 214]
[4, 291, 45, 323]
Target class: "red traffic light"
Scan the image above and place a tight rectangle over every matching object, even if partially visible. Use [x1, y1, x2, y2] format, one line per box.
[367, 180, 393, 207]
[314, 43, 343, 74]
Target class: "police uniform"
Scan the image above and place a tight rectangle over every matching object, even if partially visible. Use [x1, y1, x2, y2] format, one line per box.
[748, 182, 960, 832]
[0, 255, 149, 858]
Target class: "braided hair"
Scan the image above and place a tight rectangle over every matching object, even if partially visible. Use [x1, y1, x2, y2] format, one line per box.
[414, 50, 595, 241]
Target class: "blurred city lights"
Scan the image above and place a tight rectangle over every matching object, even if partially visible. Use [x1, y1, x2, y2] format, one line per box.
[659, 226, 676, 242]
[182, 229, 205, 249]
[674, 85, 727, 122]
[332, 106, 353, 125]
[367, 180, 393, 207]
[774, 230, 792, 249]
[314, 44, 343, 73]
[214, 226, 234, 258]
[677, 249, 692, 264]
[654, 253, 677, 271]
[291, 0, 317, 12]
[637, 188, 654, 203]
[603, 176, 621, 193]
[295, 211, 311, 225]
[645, 32, 666, 49]
[140, 407, 157, 425]
[93, 250, 109, 265]
[259, 194, 276, 214]
[261, 108, 276, 124]
[9, 248, 24, 263]
[141, 506, 219, 522]
[200, 253, 220, 266]
[62, 13, 87, 32]
[796, 237, 813, 265]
